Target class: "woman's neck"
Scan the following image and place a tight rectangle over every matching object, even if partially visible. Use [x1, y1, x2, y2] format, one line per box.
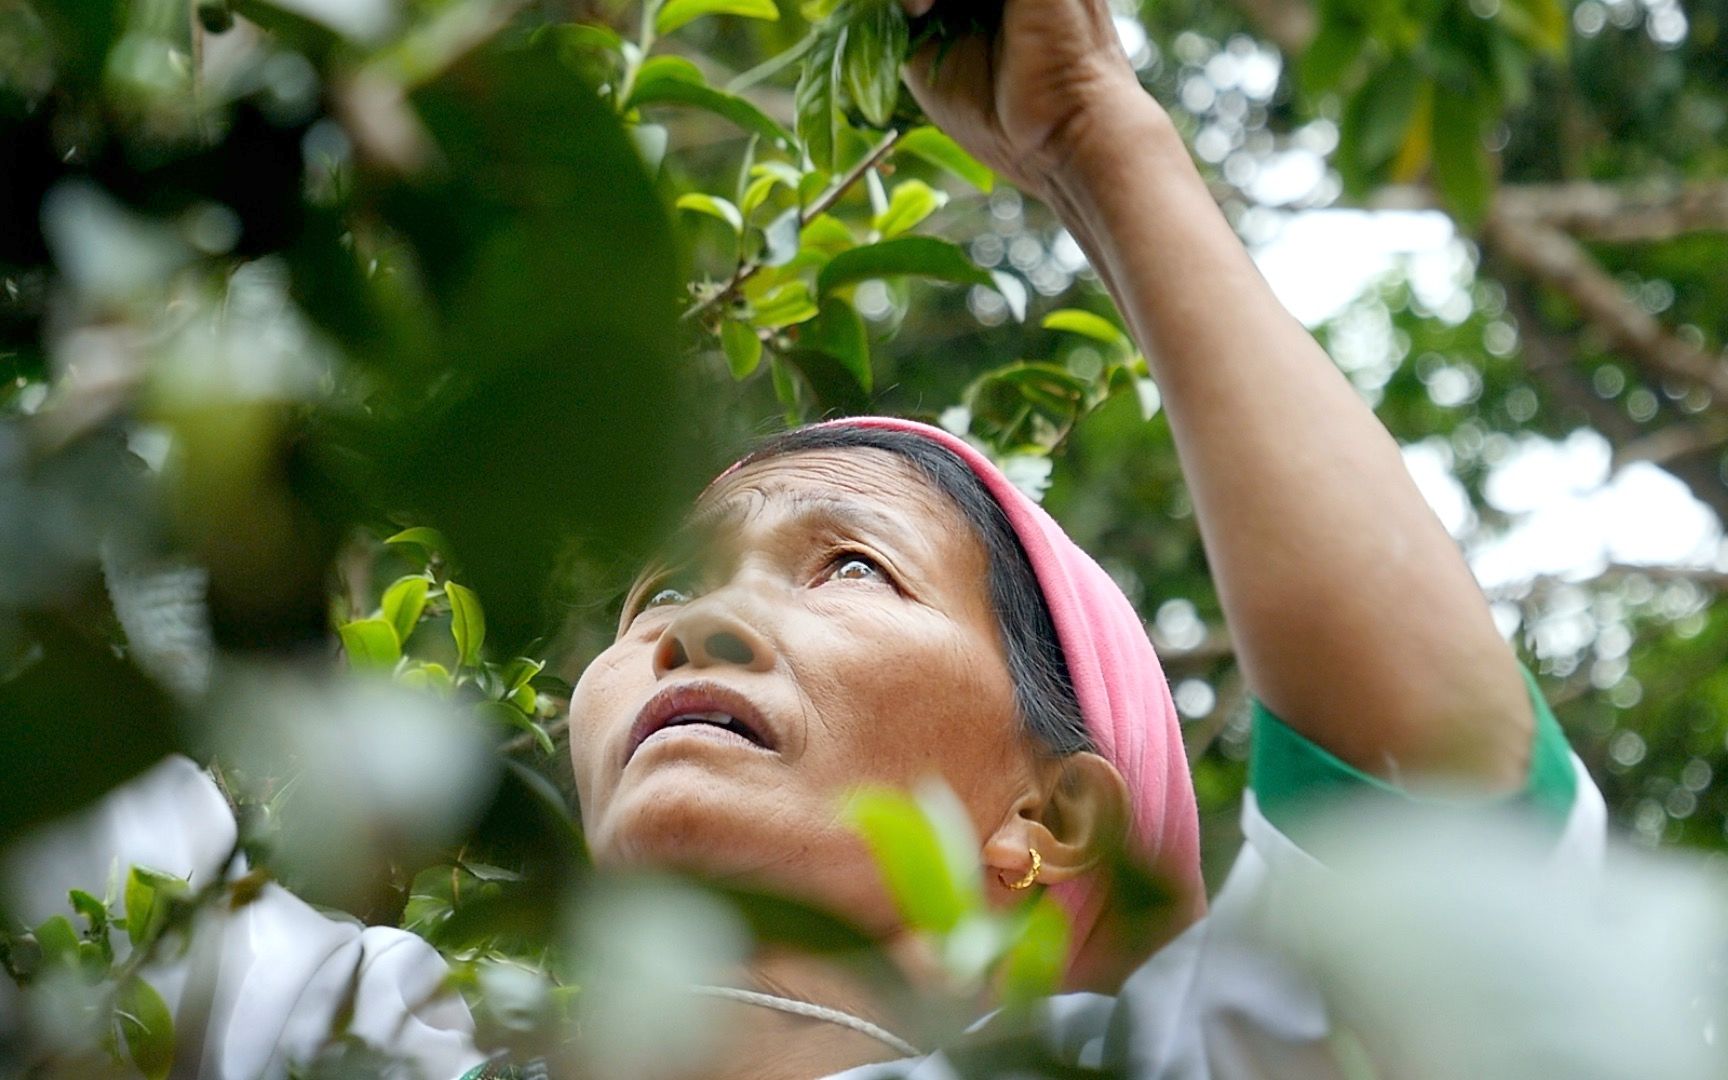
[693, 944, 927, 1080]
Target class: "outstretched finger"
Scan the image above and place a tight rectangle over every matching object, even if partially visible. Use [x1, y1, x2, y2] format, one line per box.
[900, 0, 935, 16]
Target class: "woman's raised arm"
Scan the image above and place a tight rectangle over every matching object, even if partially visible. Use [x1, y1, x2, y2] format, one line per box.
[902, 0, 1532, 790]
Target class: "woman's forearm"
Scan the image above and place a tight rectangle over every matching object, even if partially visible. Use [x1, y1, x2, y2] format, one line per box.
[1044, 93, 1530, 790]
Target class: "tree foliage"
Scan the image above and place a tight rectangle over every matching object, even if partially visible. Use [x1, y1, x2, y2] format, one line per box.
[1, 0, 1724, 1070]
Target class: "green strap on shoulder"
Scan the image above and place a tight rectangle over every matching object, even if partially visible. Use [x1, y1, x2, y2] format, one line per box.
[1249, 664, 1577, 842]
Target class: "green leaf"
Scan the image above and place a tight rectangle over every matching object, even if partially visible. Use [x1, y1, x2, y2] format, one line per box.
[0, 621, 182, 851]
[840, 1, 907, 127]
[794, 27, 846, 172]
[633, 54, 704, 87]
[873, 179, 946, 238]
[1348, 64, 1424, 171]
[544, 22, 624, 56]
[498, 657, 545, 693]
[675, 193, 745, 234]
[818, 236, 992, 293]
[752, 161, 803, 186]
[770, 356, 803, 420]
[801, 297, 871, 392]
[800, 213, 856, 257]
[630, 67, 795, 147]
[34, 914, 79, 967]
[447, 582, 486, 668]
[380, 576, 430, 646]
[999, 896, 1071, 1005]
[69, 889, 109, 935]
[1431, 90, 1492, 226]
[1042, 308, 1129, 348]
[509, 683, 538, 714]
[1497, 0, 1567, 55]
[656, 0, 780, 36]
[722, 320, 765, 379]
[798, 167, 827, 205]
[801, 0, 846, 20]
[1487, 28, 1534, 108]
[846, 789, 968, 933]
[752, 280, 821, 328]
[384, 526, 453, 562]
[1387, 78, 1434, 183]
[339, 617, 402, 670]
[123, 866, 185, 947]
[400, 661, 455, 696]
[1300, 17, 1369, 98]
[895, 126, 994, 192]
[76, 939, 107, 982]
[381, 34, 692, 656]
[115, 976, 176, 1080]
[740, 175, 780, 217]
[480, 701, 554, 755]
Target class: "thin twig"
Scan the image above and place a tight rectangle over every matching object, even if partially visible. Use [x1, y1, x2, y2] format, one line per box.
[1366, 180, 1728, 242]
[1496, 180, 1728, 243]
[503, 712, 570, 755]
[683, 129, 903, 324]
[1611, 421, 1728, 471]
[725, 30, 817, 93]
[1482, 211, 1728, 404]
[1488, 561, 1728, 602]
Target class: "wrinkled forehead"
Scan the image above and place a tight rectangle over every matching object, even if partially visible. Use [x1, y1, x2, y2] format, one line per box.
[691, 446, 965, 540]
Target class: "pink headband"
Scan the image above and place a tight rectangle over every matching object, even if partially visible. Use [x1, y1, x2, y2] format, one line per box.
[795, 418, 1206, 989]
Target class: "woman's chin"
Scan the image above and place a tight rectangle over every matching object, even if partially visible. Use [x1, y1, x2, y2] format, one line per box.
[594, 770, 795, 873]
[590, 778, 891, 927]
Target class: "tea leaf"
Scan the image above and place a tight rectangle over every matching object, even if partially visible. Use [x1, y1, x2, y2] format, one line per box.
[339, 618, 402, 670]
[676, 193, 745, 234]
[818, 236, 992, 292]
[115, 977, 175, 1080]
[896, 126, 994, 192]
[1042, 308, 1129, 348]
[447, 582, 486, 668]
[795, 27, 847, 172]
[873, 179, 946, 238]
[656, 0, 780, 36]
[722, 320, 765, 379]
[841, 1, 907, 127]
[380, 576, 430, 645]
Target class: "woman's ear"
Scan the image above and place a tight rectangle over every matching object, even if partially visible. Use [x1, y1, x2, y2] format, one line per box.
[983, 752, 1131, 889]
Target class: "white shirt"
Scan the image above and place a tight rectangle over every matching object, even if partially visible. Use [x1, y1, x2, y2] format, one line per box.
[5, 752, 1649, 1079]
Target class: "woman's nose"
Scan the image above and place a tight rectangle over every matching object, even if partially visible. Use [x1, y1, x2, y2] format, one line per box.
[652, 600, 776, 677]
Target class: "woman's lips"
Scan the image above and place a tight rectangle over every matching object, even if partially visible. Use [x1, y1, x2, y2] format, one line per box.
[626, 681, 779, 764]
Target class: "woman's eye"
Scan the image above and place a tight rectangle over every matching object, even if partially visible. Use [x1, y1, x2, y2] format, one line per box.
[831, 556, 883, 582]
[645, 587, 691, 608]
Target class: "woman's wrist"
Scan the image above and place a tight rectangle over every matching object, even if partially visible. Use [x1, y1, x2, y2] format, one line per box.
[1044, 84, 1175, 183]
[1034, 88, 1182, 288]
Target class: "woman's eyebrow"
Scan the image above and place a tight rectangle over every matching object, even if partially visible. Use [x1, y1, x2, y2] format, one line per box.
[687, 490, 907, 544]
[781, 492, 909, 545]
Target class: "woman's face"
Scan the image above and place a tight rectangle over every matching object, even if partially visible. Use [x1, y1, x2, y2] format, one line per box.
[567, 447, 1043, 932]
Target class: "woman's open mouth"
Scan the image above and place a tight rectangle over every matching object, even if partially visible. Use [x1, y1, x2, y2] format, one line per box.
[626, 681, 779, 763]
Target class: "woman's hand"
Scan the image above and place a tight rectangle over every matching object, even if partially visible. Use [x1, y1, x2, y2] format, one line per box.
[898, 0, 1157, 202]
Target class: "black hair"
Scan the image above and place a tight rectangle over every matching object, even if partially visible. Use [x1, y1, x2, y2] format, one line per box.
[740, 425, 1091, 758]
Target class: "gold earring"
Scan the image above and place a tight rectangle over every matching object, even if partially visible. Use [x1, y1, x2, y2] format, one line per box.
[1003, 847, 1042, 891]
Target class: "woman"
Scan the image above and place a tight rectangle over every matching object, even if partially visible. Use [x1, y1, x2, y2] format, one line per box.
[554, 0, 1593, 1067]
[2, 0, 1604, 1075]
